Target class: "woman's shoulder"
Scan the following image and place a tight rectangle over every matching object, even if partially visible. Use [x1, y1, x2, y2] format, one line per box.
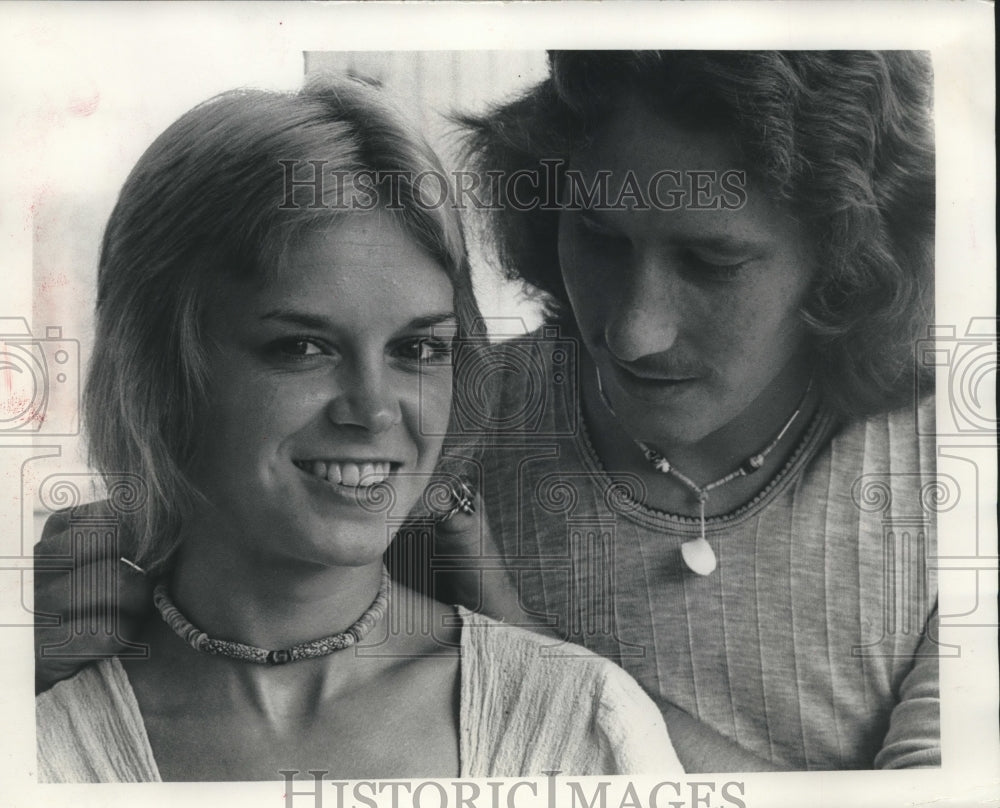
[456, 607, 681, 775]
[457, 608, 658, 719]
[458, 606, 599, 666]
[37, 658, 123, 716]
[36, 658, 159, 782]
[36, 499, 119, 545]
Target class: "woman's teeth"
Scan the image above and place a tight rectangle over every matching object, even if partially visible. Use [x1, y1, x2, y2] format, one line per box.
[296, 460, 391, 487]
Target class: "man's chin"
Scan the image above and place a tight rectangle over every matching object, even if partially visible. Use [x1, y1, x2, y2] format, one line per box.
[617, 408, 718, 452]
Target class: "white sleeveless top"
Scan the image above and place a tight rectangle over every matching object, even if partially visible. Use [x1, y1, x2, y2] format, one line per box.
[37, 607, 681, 781]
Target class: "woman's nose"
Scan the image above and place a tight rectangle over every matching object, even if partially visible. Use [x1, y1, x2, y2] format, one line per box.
[325, 365, 402, 434]
[602, 258, 682, 362]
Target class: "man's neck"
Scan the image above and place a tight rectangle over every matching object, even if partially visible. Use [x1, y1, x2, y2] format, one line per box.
[579, 354, 821, 517]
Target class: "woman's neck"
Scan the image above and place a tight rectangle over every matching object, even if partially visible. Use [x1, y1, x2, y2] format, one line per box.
[166, 522, 385, 653]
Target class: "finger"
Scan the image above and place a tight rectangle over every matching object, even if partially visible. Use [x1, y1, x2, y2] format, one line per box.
[433, 510, 480, 540]
[35, 616, 149, 695]
[34, 504, 140, 565]
[35, 562, 154, 621]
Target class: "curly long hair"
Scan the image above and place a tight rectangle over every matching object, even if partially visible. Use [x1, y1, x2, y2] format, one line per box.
[459, 51, 935, 419]
[85, 79, 483, 573]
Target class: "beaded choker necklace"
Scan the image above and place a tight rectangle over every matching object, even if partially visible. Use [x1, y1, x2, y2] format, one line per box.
[153, 567, 390, 665]
[596, 370, 813, 576]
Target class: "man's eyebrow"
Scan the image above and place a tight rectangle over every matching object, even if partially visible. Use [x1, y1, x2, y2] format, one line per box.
[678, 234, 767, 253]
[575, 211, 767, 253]
[576, 208, 622, 230]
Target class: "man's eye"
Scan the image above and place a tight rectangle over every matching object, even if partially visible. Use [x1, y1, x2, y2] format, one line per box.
[577, 215, 624, 242]
[685, 252, 748, 278]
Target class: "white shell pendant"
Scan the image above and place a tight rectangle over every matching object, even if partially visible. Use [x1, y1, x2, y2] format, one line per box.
[681, 537, 717, 576]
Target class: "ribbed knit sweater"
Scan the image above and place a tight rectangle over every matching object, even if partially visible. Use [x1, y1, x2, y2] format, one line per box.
[475, 334, 939, 770]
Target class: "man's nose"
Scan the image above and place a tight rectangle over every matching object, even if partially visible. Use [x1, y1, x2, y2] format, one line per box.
[603, 256, 682, 362]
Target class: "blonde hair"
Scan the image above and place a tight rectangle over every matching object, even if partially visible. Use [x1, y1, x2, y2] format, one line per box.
[85, 80, 482, 573]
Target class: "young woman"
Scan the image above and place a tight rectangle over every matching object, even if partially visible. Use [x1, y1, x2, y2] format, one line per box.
[34, 81, 681, 781]
[457, 51, 938, 771]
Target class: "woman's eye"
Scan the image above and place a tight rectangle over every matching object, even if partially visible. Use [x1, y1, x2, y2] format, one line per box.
[268, 337, 329, 360]
[397, 337, 454, 365]
[283, 339, 322, 356]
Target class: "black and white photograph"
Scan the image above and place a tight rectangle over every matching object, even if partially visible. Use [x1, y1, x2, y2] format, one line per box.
[2, 3, 996, 807]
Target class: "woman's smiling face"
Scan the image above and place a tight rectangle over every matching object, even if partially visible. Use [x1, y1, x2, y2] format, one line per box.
[558, 101, 816, 451]
[188, 213, 456, 568]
